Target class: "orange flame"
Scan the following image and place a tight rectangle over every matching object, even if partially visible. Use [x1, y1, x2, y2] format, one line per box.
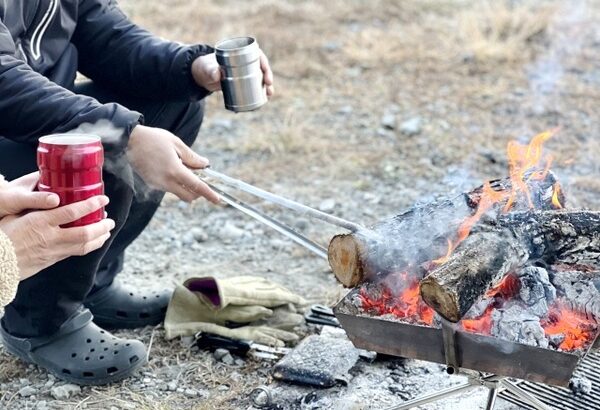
[359, 274, 434, 326]
[552, 183, 563, 209]
[434, 130, 556, 266]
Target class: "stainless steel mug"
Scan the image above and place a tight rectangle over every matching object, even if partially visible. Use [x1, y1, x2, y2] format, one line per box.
[215, 36, 268, 112]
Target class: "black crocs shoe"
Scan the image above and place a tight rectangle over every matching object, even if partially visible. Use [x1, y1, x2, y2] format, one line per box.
[85, 280, 172, 329]
[0, 309, 146, 386]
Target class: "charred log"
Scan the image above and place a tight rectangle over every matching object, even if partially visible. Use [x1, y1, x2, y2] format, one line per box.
[420, 211, 600, 322]
[328, 172, 561, 287]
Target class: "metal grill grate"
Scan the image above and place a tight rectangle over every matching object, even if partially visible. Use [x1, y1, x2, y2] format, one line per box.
[500, 350, 600, 410]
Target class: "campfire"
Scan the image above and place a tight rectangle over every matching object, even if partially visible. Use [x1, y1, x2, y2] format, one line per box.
[329, 130, 600, 387]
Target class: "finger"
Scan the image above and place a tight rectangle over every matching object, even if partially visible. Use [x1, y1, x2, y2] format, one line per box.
[174, 139, 210, 169]
[61, 218, 115, 245]
[266, 84, 275, 98]
[175, 168, 220, 204]
[260, 52, 274, 86]
[0, 190, 60, 217]
[44, 195, 109, 226]
[8, 172, 40, 191]
[75, 232, 111, 256]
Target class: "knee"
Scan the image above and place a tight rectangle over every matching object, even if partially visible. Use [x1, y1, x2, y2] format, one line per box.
[160, 100, 205, 147]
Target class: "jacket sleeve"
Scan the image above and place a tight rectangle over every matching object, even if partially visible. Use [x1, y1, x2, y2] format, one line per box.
[73, 0, 214, 101]
[0, 23, 141, 154]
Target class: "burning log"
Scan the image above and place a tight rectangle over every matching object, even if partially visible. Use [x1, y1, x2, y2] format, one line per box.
[420, 210, 600, 322]
[328, 172, 561, 287]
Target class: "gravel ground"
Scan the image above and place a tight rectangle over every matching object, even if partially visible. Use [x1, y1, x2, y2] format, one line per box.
[3, 0, 600, 408]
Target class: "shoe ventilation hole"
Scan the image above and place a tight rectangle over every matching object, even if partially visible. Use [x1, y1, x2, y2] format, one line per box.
[86, 338, 91, 343]
[99, 356, 104, 360]
[116, 311, 128, 318]
[85, 357, 90, 361]
[71, 353, 77, 358]
[155, 295, 160, 298]
[125, 343, 130, 347]
[114, 351, 119, 355]
[143, 296, 147, 300]
[104, 347, 108, 351]
[100, 340, 105, 343]
[107, 367, 118, 375]
[90, 348, 95, 353]
[83, 372, 94, 378]
[62, 369, 71, 375]
[114, 342, 119, 346]
[100, 330, 105, 334]
[129, 292, 134, 296]
[129, 355, 139, 364]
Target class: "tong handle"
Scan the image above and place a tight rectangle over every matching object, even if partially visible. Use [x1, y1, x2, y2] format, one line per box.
[195, 332, 252, 356]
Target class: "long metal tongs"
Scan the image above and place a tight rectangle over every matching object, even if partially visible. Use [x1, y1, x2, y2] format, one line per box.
[199, 168, 365, 260]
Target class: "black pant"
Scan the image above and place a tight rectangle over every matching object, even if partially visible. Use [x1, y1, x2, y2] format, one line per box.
[0, 82, 204, 337]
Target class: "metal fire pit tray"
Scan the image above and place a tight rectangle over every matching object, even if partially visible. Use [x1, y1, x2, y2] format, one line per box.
[334, 289, 597, 387]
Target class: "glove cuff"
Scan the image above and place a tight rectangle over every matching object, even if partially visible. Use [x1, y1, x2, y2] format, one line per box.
[184, 276, 223, 309]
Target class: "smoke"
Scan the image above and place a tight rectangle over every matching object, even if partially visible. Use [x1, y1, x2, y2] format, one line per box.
[66, 120, 156, 201]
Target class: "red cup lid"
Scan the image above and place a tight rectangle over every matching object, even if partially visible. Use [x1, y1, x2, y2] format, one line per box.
[39, 134, 101, 146]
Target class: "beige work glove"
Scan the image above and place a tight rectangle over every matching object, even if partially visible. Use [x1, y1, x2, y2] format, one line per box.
[184, 275, 307, 309]
[164, 276, 307, 342]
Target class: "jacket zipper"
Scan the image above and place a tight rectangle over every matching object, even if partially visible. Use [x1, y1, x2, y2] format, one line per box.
[30, 0, 59, 60]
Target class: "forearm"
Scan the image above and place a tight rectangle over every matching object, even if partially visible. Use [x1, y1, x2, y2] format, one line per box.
[0, 55, 141, 155]
[75, 0, 213, 101]
[0, 229, 19, 309]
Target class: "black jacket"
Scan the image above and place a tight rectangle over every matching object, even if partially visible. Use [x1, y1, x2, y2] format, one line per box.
[0, 0, 213, 153]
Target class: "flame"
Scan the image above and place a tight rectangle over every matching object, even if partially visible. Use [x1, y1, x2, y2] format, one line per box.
[434, 130, 556, 266]
[543, 303, 596, 351]
[552, 183, 563, 209]
[359, 273, 434, 326]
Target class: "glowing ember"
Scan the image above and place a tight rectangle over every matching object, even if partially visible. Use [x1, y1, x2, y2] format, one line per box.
[543, 303, 596, 350]
[552, 183, 563, 209]
[360, 275, 434, 326]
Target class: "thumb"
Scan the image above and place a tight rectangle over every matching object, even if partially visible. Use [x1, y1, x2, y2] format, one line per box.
[175, 139, 210, 169]
[0, 190, 60, 218]
[209, 67, 221, 83]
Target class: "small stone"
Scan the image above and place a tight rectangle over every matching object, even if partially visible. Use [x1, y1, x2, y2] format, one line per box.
[217, 385, 230, 391]
[213, 348, 229, 361]
[142, 377, 153, 385]
[167, 381, 178, 391]
[219, 222, 245, 240]
[221, 353, 235, 366]
[381, 113, 396, 130]
[570, 377, 593, 395]
[176, 388, 184, 393]
[18, 386, 36, 397]
[399, 117, 423, 136]
[50, 384, 81, 400]
[19, 378, 30, 386]
[336, 105, 353, 115]
[184, 388, 198, 398]
[318, 199, 336, 212]
[191, 228, 208, 243]
[234, 359, 245, 366]
[44, 379, 54, 388]
[36, 401, 48, 410]
[181, 232, 195, 246]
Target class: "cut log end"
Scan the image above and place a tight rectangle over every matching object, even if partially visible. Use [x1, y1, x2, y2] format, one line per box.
[328, 234, 367, 287]
[419, 279, 461, 322]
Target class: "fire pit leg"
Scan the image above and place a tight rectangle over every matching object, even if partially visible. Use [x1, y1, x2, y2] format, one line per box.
[499, 380, 552, 410]
[484, 388, 499, 410]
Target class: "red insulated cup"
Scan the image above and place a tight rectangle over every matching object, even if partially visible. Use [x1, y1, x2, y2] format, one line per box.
[37, 134, 105, 227]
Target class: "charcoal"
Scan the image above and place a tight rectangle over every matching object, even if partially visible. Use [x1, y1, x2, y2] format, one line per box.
[491, 304, 549, 348]
[569, 377, 593, 395]
[272, 335, 360, 388]
[548, 333, 566, 349]
[463, 297, 494, 320]
[516, 266, 556, 317]
[552, 271, 600, 320]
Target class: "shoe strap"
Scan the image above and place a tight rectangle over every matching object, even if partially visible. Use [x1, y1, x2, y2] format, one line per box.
[11, 308, 93, 352]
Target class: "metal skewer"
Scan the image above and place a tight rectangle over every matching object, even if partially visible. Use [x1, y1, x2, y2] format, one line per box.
[202, 168, 364, 232]
[205, 182, 328, 260]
